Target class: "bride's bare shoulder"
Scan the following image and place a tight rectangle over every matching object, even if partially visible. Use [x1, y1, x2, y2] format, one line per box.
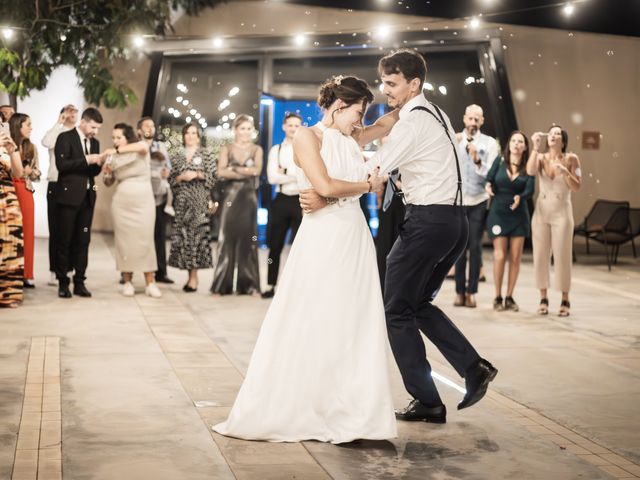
[294, 126, 321, 146]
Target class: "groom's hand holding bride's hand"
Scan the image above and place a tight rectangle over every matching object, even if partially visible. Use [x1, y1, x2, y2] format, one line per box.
[299, 189, 327, 214]
[368, 168, 386, 194]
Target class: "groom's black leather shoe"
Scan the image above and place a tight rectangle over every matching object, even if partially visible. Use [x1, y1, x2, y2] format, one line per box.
[458, 358, 498, 410]
[395, 400, 446, 424]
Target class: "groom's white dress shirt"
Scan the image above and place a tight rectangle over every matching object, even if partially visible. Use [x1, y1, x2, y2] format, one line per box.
[367, 93, 459, 206]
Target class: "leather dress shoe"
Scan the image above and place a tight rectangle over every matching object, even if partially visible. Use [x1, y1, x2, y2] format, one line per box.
[261, 288, 275, 299]
[58, 285, 72, 298]
[395, 399, 446, 424]
[458, 359, 498, 410]
[156, 276, 175, 284]
[73, 283, 92, 297]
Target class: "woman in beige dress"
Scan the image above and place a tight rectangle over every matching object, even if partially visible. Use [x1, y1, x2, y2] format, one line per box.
[527, 125, 582, 317]
[102, 123, 161, 298]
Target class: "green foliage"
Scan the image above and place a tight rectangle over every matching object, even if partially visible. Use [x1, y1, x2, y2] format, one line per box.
[0, 0, 226, 109]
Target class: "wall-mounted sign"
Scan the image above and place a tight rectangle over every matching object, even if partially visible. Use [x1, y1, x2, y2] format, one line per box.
[582, 131, 600, 150]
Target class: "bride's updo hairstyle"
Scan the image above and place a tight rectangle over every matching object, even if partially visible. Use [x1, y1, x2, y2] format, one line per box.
[317, 75, 374, 124]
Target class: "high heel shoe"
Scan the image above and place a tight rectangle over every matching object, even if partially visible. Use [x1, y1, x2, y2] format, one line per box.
[558, 300, 570, 317]
[537, 298, 549, 315]
[504, 296, 519, 312]
[493, 296, 504, 311]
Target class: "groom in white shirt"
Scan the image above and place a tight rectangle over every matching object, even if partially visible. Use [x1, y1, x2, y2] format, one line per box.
[301, 50, 497, 424]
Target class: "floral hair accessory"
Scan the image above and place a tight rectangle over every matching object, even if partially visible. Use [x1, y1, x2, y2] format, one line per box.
[333, 75, 344, 86]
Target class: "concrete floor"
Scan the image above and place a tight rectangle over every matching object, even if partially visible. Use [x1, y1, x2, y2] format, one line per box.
[1, 235, 639, 480]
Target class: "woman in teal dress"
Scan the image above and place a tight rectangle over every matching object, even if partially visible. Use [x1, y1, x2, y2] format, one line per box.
[485, 131, 534, 312]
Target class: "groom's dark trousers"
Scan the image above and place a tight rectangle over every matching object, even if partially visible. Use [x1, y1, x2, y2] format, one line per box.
[384, 204, 481, 407]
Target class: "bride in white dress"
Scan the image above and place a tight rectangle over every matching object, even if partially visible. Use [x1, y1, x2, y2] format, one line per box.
[213, 76, 400, 443]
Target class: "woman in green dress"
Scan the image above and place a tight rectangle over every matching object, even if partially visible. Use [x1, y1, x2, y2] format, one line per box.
[485, 131, 534, 312]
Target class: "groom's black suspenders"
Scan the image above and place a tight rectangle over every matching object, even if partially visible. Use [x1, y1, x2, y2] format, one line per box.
[410, 104, 464, 207]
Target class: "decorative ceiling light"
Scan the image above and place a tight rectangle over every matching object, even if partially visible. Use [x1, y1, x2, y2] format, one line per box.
[195, 113, 202, 119]
[563, 3, 575, 16]
[133, 35, 145, 48]
[464, 76, 476, 85]
[189, 108, 196, 115]
[294, 34, 307, 46]
[438, 85, 448, 95]
[423, 82, 434, 91]
[375, 25, 391, 39]
[212, 37, 223, 48]
[470, 17, 481, 29]
[176, 96, 183, 102]
[185, 116, 192, 123]
[181, 99, 189, 106]
[229, 87, 240, 97]
[177, 84, 189, 93]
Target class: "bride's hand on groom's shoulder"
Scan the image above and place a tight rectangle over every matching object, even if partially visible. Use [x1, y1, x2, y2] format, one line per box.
[299, 189, 327, 214]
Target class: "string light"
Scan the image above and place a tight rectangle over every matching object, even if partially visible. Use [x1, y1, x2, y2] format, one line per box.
[2, 27, 15, 40]
[133, 35, 145, 48]
[563, 3, 575, 16]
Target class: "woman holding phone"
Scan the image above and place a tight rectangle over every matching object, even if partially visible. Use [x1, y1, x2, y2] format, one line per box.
[527, 126, 582, 316]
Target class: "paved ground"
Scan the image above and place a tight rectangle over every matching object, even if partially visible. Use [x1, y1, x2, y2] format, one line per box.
[1, 235, 639, 480]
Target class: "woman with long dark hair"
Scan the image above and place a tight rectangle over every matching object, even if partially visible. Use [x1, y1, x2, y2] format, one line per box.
[485, 131, 534, 311]
[101, 123, 161, 298]
[527, 125, 582, 316]
[9, 113, 41, 288]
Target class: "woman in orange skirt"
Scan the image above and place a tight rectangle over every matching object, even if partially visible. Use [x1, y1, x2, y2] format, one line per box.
[10, 113, 41, 288]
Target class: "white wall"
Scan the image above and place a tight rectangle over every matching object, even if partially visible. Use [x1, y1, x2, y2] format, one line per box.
[18, 66, 86, 238]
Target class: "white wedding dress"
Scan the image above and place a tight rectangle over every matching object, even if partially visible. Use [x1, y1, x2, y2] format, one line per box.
[213, 123, 397, 443]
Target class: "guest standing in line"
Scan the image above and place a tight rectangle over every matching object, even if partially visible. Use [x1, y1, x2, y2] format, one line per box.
[261, 112, 302, 299]
[168, 123, 216, 292]
[211, 115, 262, 296]
[54, 107, 105, 299]
[528, 126, 582, 317]
[42, 104, 78, 286]
[10, 113, 41, 288]
[0, 130, 24, 308]
[453, 104, 499, 308]
[485, 131, 534, 311]
[102, 123, 162, 298]
[137, 116, 174, 284]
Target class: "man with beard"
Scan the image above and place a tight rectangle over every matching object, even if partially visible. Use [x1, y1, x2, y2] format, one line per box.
[137, 117, 174, 284]
[453, 104, 498, 308]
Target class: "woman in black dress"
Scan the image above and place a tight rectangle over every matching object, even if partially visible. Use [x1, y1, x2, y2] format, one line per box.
[485, 131, 534, 311]
[211, 115, 262, 295]
[168, 123, 216, 291]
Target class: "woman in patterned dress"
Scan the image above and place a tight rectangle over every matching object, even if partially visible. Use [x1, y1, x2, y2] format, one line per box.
[0, 130, 25, 308]
[168, 123, 216, 292]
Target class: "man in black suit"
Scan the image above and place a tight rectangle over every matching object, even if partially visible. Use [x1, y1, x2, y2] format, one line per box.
[54, 107, 104, 298]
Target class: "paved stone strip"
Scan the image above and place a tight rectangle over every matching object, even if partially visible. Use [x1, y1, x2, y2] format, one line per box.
[136, 294, 332, 480]
[12, 337, 62, 480]
[485, 387, 640, 478]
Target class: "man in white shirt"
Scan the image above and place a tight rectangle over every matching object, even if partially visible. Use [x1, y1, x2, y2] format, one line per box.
[453, 105, 499, 308]
[301, 50, 497, 422]
[261, 113, 303, 299]
[42, 104, 78, 285]
[137, 116, 174, 284]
